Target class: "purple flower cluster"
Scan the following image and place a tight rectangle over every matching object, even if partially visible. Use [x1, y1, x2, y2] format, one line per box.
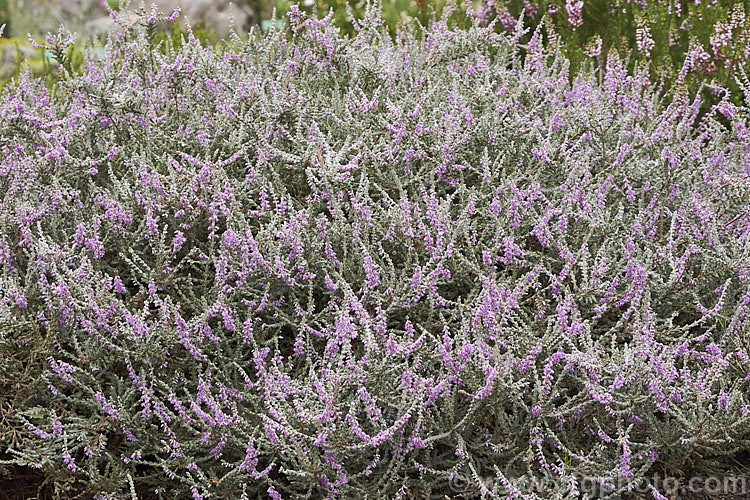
[1, 2, 750, 499]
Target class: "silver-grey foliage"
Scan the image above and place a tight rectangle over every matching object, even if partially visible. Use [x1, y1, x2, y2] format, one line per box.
[1, 2, 750, 499]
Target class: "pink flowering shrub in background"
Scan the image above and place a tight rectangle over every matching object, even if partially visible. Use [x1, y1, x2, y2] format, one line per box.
[1, 2, 750, 498]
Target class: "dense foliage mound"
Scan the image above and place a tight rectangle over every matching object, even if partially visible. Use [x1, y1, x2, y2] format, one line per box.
[1, 3, 750, 499]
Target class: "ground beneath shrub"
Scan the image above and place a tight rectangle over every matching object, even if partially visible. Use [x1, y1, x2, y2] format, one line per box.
[0, 464, 160, 500]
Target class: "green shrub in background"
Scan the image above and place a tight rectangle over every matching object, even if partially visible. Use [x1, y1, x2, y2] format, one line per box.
[0, 0, 9, 35]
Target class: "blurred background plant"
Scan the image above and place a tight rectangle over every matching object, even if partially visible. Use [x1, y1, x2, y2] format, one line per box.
[1, 0, 748, 126]
[0, 0, 8, 34]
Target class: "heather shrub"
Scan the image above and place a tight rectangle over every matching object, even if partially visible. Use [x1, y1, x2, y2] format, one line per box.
[476, 0, 750, 128]
[236, 0, 750, 126]
[297, 0, 471, 39]
[0, 7, 224, 93]
[6, 0, 749, 131]
[266, 0, 750, 126]
[2, 2, 750, 499]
